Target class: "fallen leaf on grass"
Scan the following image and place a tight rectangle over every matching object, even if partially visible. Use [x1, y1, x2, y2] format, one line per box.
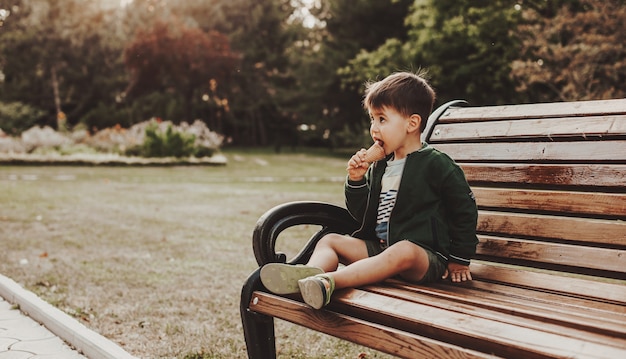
[35, 280, 51, 287]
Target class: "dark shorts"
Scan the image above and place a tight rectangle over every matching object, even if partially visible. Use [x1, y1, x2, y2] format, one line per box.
[365, 239, 447, 284]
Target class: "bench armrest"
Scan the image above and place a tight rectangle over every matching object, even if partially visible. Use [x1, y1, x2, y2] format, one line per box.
[252, 201, 359, 266]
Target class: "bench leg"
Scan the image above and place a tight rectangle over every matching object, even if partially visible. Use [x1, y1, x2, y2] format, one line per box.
[241, 268, 276, 359]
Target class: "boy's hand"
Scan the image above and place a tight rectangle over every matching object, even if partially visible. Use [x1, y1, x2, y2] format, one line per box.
[442, 262, 472, 283]
[347, 149, 369, 181]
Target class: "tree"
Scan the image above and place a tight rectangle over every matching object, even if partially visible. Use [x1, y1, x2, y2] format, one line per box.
[341, 0, 522, 109]
[123, 21, 239, 124]
[218, 0, 298, 146]
[148, 0, 301, 146]
[511, 0, 626, 102]
[295, 0, 414, 149]
[0, 0, 128, 131]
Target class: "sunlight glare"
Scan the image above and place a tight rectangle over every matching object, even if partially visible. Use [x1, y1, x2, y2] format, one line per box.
[291, 0, 320, 28]
[0, 8, 8, 27]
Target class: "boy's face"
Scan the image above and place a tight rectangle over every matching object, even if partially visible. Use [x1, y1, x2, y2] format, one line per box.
[369, 106, 417, 155]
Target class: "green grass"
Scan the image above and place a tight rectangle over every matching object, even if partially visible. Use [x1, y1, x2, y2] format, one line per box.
[0, 149, 394, 359]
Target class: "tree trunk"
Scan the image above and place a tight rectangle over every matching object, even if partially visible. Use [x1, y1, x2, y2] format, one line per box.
[50, 64, 65, 130]
[256, 111, 267, 146]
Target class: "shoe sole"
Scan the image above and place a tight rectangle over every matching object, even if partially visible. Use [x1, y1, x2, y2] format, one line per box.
[260, 263, 323, 295]
[298, 277, 326, 309]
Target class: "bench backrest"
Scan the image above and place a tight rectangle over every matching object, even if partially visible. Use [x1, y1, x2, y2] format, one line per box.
[426, 99, 626, 283]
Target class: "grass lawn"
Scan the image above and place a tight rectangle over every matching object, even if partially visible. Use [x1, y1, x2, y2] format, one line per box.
[0, 149, 394, 358]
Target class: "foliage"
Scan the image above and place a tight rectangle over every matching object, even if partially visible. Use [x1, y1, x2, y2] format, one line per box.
[511, 0, 626, 102]
[408, 0, 522, 105]
[0, 101, 45, 135]
[120, 0, 303, 147]
[1, 0, 625, 148]
[80, 101, 133, 131]
[0, 0, 127, 129]
[135, 121, 197, 158]
[123, 21, 239, 123]
[202, 0, 303, 147]
[275, 0, 414, 150]
[340, 0, 522, 107]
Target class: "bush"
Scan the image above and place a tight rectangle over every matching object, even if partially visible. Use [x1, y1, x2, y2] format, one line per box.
[81, 103, 132, 130]
[21, 126, 72, 152]
[139, 122, 197, 158]
[0, 101, 46, 135]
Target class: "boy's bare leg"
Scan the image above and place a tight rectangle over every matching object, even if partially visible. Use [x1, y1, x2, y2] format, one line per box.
[306, 233, 369, 272]
[328, 240, 430, 290]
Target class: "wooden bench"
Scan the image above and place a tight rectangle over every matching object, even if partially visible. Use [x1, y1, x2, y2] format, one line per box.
[240, 98, 626, 358]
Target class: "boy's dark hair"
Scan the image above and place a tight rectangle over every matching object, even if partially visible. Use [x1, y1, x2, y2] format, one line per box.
[363, 71, 436, 132]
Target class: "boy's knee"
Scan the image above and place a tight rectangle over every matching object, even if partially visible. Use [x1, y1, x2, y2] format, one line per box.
[389, 240, 416, 254]
[317, 233, 343, 248]
[387, 241, 427, 269]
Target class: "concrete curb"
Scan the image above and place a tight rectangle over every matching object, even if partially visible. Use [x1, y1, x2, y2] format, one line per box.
[0, 274, 137, 359]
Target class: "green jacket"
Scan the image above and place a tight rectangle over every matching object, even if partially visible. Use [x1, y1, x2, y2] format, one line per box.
[345, 144, 478, 265]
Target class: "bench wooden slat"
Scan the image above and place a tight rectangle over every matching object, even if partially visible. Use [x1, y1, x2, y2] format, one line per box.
[450, 281, 626, 317]
[332, 289, 626, 358]
[434, 141, 626, 162]
[371, 282, 626, 338]
[476, 235, 625, 273]
[431, 115, 626, 142]
[440, 99, 626, 121]
[477, 211, 626, 246]
[249, 292, 497, 359]
[461, 163, 626, 188]
[470, 263, 626, 305]
[251, 290, 626, 359]
[473, 188, 626, 218]
[393, 279, 626, 318]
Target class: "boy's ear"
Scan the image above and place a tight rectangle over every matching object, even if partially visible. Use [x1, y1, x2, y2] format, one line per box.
[407, 114, 422, 133]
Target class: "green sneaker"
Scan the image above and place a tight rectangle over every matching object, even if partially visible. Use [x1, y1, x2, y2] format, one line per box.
[260, 263, 323, 295]
[298, 274, 335, 309]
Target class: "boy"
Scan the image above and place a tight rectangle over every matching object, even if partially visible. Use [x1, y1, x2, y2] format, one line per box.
[260, 71, 479, 309]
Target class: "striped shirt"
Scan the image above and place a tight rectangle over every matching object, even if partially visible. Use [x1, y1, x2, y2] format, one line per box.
[375, 157, 405, 242]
